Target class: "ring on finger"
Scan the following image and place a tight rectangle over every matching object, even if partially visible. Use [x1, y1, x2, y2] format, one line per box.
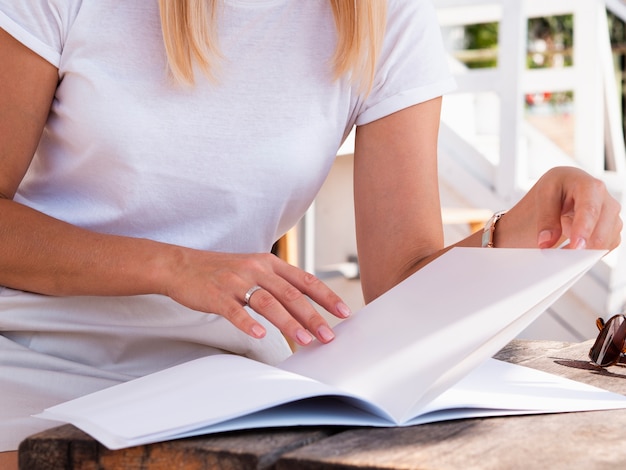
[244, 285, 263, 305]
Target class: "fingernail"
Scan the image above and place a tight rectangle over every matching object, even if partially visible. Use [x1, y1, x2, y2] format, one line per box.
[336, 302, 352, 318]
[251, 324, 266, 338]
[538, 230, 552, 247]
[317, 325, 335, 343]
[296, 329, 313, 345]
[573, 238, 587, 250]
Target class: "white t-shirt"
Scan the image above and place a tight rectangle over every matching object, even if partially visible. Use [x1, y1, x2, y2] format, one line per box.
[0, 0, 455, 363]
[0, 0, 455, 451]
[0, 0, 454, 253]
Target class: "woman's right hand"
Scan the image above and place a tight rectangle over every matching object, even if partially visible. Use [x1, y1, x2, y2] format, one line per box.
[160, 249, 352, 347]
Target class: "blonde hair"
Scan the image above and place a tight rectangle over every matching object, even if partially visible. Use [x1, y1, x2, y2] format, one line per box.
[158, 0, 387, 92]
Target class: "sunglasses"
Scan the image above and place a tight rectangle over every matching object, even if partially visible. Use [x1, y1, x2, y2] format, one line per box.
[588, 314, 626, 367]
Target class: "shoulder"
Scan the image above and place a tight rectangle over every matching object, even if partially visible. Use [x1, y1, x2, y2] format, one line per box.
[355, 0, 454, 126]
[0, 0, 83, 66]
[379, 0, 447, 71]
[384, 0, 440, 38]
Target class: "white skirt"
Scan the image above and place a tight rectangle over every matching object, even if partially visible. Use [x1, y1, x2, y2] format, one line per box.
[0, 287, 291, 451]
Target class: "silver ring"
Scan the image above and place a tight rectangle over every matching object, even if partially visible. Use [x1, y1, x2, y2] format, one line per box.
[244, 285, 263, 305]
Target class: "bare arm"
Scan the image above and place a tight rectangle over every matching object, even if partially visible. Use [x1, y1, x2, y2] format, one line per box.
[354, 98, 446, 302]
[0, 28, 172, 297]
[0, 29, 348, 346]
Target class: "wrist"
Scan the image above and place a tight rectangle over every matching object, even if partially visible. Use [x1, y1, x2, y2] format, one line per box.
[146, 241, 188, 297]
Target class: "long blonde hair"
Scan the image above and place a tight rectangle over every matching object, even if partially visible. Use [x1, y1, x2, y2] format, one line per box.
[158, 0, 387, 92]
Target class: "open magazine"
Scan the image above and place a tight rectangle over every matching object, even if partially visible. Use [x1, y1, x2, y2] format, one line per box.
[36, 248, 626, 450]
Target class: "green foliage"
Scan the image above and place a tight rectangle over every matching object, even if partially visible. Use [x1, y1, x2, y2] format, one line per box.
[464, 22, 499, 49]
[463, 22, 498, 68]
[527, 15, 573, 69]
[462, 15, 574, 70]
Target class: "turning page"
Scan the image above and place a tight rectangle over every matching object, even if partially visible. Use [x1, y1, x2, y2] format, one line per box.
[280, 247, 606, 420]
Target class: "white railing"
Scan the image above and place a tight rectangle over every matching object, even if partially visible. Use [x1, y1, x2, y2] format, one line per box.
[435, 0, 626, 328]
[436, 0, 625, 204]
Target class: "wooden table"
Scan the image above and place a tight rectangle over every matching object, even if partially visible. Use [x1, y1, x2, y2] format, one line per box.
[18, 339, 626, 469]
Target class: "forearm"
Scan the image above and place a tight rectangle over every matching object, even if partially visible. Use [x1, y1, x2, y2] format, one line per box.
[354, 99, 446, 302]
[379, 165, 623, 299]
[0, 198, 175, 297]
[374, 208, 539, 295]
[0, 198, 352, 345]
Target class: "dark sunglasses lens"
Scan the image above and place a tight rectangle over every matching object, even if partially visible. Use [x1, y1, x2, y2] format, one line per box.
[589, 315, 626, 366]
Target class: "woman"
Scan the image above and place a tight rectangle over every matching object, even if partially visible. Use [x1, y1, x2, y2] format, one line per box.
[0, 0, 621, 466]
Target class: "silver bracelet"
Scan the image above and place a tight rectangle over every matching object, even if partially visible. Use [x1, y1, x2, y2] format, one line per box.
[481, 210, 507, 248]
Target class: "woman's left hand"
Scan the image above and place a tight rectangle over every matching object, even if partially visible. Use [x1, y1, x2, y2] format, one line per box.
[496, 166, 622, 250]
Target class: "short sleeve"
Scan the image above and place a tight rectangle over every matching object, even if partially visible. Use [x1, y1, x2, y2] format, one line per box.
[0, 0, 82, 67]
[355, 0, 456, 126]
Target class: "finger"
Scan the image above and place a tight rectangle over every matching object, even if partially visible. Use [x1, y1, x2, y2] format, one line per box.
[580, 197, 623, 250]
[253, 256, 352, 343]
[220, 297, 268, 339]
[272, 278, 335, 343]
[565, 178, 607, 250]
[201, 281, 314, 346]
[245, 285, 322, 346]
[534, 177, 565, 248]
[199, 255, 310, 345]
[275, 262, 352, 320]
